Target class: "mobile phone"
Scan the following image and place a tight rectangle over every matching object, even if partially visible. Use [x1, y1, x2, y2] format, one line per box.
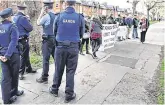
[44, 6, 48, 11]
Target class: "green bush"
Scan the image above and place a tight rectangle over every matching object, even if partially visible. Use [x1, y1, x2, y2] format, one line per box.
[30, 53, 54, 70]
[150, 21, 159, 25]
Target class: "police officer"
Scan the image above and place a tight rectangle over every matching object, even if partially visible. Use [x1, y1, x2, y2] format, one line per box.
[12, 3, 36, 80]
[0, 8, 24, 104]
[49, 0, 85, 103]
[36, 0, 56, 83]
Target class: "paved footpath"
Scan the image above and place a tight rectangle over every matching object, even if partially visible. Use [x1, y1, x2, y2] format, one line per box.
[0, 22, 164, 104]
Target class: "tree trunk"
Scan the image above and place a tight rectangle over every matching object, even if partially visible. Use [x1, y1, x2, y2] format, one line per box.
[147, 9, 150, 20]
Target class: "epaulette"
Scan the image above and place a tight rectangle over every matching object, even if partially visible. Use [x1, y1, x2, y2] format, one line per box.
[79, 13, 84, 17]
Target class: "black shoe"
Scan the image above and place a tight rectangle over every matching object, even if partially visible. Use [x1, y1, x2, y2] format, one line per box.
[26, 70, 37, 73]
[5, 95, 17, 104]
[49, 87, 58, 97]
[128, 38, 131, 39]
[136, 37, 139, 39]
[36, 77, 48, 84]
[64, 93, 76, 103]
[16, 90, 24, 96]
[86, 51, 91, 54]
[19, 75, 24, 80]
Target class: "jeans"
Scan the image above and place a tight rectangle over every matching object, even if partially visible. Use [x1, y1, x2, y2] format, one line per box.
[132, 28, 138, 39]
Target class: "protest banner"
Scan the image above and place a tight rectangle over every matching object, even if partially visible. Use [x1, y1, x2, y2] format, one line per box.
[99, 24, 119, 51]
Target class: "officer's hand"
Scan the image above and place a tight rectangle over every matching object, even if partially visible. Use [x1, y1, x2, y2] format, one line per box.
[1, 56, 7, 62]
[41, 8, 46, 15]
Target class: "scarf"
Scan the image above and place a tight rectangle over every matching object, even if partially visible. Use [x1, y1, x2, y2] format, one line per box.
[93, 18, 103, 30]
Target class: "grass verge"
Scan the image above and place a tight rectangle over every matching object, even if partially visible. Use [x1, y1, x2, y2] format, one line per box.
[157, 60, 164, 104]
[0, 53, 54, 82]
[150, 21, 159, 25]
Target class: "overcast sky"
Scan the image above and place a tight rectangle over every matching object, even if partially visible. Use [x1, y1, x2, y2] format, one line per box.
[94, 0, 132, 8]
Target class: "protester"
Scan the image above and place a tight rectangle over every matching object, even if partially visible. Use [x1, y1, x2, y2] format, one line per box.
[132, 15, 139, 39]
[80, 16, 90, 55]
[90, 15, 103, 59]
[0, 8, 24, 104]
[140, 16, 150, 43]
[107, 14, 116, 24]
[115, 14, 123, 26]
[12, 3, 36, 80]
[122, 16, 127, 26]
[36, 0, 56, 84]
[49, 0, 85, 103]
[125, 14, 133, 39]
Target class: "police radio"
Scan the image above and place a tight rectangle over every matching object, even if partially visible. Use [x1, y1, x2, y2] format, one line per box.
[0, 44, 3, 51]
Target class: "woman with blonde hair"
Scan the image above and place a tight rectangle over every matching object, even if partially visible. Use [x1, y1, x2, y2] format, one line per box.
[139, 15, 150, 43]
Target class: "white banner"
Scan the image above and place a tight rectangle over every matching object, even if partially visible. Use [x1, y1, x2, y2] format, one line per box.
[117, 26, 127, 40]
[99, 24, 119, 51]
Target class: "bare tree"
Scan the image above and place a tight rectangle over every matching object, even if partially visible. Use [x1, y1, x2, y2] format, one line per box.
[127, 0, 140, 15]
[0, 0, 43, 55]
[150, 8, 158, 20]
[144, 0, 165, 20]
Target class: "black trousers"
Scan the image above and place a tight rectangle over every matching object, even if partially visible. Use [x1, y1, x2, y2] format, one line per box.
[52, 43, 79, 97]
[91, 38, 102, 54]
[42, 38, 55, 78]
[141, 31, 147, 43]
[1, 54, 20, 104]
[19, 39, 32, 75]
[80, 38, 89, 52]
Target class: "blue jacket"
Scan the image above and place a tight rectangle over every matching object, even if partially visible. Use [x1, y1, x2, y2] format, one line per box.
[12, 12, 33, 37]
[125, 17, 133, 27]
[54, 7, 85, 42]
[0, 20, 19, 59]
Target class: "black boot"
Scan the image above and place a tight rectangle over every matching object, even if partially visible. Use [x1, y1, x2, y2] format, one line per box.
[26, 66, 37, 73]
[19, 74, 24, 80]
[36, 77, 48, 84]
[49, 87, 58, 97]
[4, 96, 17, 104]
[92, 52, 98, 59]
[65, 93, 76, 103]
[80, 44, 85, 55]
[16, 90, 24, 96]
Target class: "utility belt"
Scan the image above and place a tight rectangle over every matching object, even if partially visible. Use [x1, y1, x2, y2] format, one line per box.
[42, 35, 55, 40]
[19, 35, 29, 42]
[57, 41, 79, 47]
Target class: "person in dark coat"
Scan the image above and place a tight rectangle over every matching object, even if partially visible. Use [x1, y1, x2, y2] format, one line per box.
[132, 15, 139, 39]
[0, 8, 24, 104]
[80, 17, 90, 55]
[12, 3, 36, 80]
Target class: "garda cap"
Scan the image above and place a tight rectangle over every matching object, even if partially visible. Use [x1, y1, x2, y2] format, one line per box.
[43, 0, 54, 6]
[65, 0, 76, 5]
[0, 8, 13, 18]
[17, 2, 27, 10]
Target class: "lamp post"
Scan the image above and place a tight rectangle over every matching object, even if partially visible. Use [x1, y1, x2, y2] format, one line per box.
[127, 0, 139, 15]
